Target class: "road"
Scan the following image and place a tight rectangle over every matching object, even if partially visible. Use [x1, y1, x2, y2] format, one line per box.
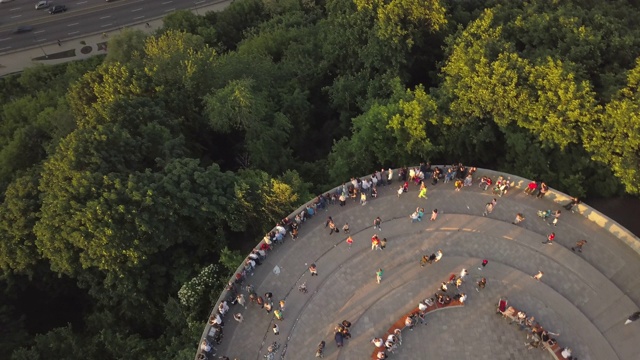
[0, 0, 218, 54]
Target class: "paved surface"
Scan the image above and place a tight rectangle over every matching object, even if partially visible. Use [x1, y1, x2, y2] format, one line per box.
[0, 0, 232, 76]
[0, 0, 227, 55]
[212, 173, 640, 360]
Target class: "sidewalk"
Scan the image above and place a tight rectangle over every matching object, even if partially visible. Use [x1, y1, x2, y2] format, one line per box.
[0, 1, 231, 77]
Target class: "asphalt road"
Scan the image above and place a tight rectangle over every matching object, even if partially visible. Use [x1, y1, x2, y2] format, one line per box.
[0, 0, 219, 54]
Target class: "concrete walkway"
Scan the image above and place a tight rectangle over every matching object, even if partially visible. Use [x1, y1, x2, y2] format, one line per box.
[212, 172, 640, 360]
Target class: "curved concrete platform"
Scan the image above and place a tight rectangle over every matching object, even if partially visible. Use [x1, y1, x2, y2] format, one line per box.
[204, 169, 640, 360]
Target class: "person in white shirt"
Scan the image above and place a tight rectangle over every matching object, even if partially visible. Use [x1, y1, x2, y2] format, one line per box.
[561, 348, 572, 358]
[200, 339, 212, 353]
[459, 293, 467, 303]
[371, 337, 384, 347]
[460, 268, 468, 280]
[435, 250, 443, 262]
[218, 301, 229, 316]
[418, 301, 428, 312]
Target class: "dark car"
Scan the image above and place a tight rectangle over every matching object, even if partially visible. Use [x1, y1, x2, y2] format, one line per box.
[48, 5, 66, 14]
[12, 26, 33, 34]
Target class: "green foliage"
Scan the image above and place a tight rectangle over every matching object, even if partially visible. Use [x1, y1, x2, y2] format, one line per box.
[3, 0, 640, 359]
[104, 29, 147, 65]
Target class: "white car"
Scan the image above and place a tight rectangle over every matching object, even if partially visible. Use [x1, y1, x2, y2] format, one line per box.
[35, 1, 49, 9]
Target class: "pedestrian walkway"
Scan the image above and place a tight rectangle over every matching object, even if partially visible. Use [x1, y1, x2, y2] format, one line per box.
[206, 168, 640, 360]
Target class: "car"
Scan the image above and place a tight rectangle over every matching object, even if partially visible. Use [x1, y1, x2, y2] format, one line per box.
[35, 1, 49, 9]
[48, 4, 66, 14]
[12, 26, 33, 34]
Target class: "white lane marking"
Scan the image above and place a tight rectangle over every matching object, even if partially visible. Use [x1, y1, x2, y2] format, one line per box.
[100, 23, 113, 28]
[162, 1, 172, 4]
[100, 15, 111, 19]
[0, 38, 11, 42]
[10, 15, 22, 18]
[195, 0, 205, 3]
[67, 23, 79, 27]
[0, 46, 12, 51]
[164, 8, 175, 12]
[34, 30, 45, 34]
[68, 31, 79, 35]
[10, 7, 21, 11]
[77, 1, 87, 4]
[131, 8, 142, 12]
[133, 16, 145, 20]
[35, 38, 47, 42]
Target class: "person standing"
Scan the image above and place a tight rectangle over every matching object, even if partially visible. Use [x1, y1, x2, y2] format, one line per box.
[549, 210, 561, 227]
[360, 191, 367, 206]
[373, 216, 382, 231]
[273, 324, 280, 335]
[430, 209, 438, 221]
[625, 311, 640, 325]
[343, 222, 350, 234]
[279, 300, 286, 311]
[329, 220, 339, 235]
[421, 255, 429, 267]
[234, 313, 243, 323]
[346, 236, 353, 250]
[536, 182, 548, 198]
[274, 309, 284, 321]
[435, 250, 443, 262]
[236, 294, 247, 309]
[376, 268, 384, 284]
[542, 232, 555, 245]
[478, 259, 488, 270]
[460, 268, 469, 281]
[418, 182, 428, 199]
[572, 239, 587, 252]
[264, 301, 273, 314]
[371, 234, 381, 250]
[309, 263, 318, 276]
[532, 271, 544, 281]
[483, 202, 494, 217]
[380, 237, 387, 250]
[512, 213, 525, 225]
[477, 277, 486, 291]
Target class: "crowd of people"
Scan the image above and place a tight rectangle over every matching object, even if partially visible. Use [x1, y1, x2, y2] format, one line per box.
[497, 298, 576, 359]
[197, 162, 589, 360]
[370, 266, 474, 359]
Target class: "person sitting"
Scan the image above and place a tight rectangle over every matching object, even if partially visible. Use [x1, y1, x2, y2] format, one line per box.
[402, 181, 409, 193]
[561, 347, 572, 359]
[371, 337, 384, 347]
[564, 197, 580, 211]
[200, 339, 212, 354]
[371, 186, 378, 198]
[443, 295, 452, 305]
[376, 350, 388, 359]
[463, 174, 473, 186]
[436, 293, 445, 305]
[424, 297, 435, 307]
[418, 301, 428, 313]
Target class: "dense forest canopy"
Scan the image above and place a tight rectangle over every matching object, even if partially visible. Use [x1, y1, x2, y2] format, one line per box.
[1, 0, 639, 358]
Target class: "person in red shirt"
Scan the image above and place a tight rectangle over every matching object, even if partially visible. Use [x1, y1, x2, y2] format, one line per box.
[524, 181, 538, 195]
[542, 232, 555, 245]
